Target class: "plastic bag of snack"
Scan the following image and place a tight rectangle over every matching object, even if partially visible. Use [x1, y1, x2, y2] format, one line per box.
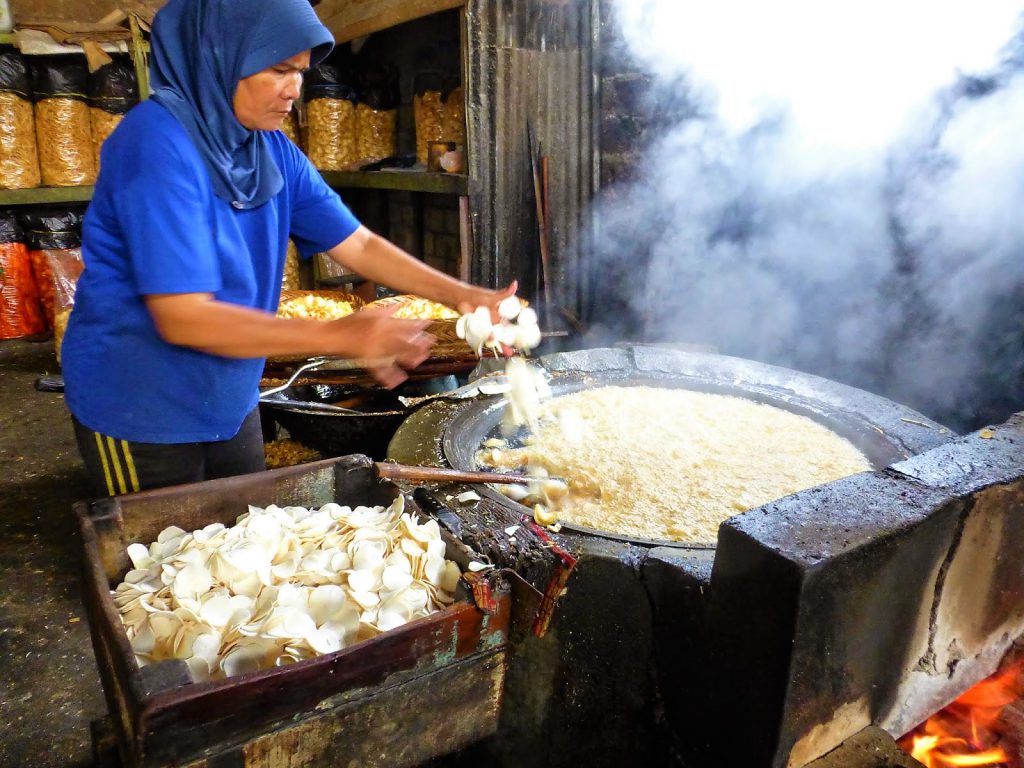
[46, 247, 84, 363]
[18, 206, 83, 328]
[0, 211, 45, 339]
[355, 67, 398, 166]
[87, 56, 138, 171]
[304, 62, 358, 171]
[31, 54, 96, 186]
[0, 49, 41, 189]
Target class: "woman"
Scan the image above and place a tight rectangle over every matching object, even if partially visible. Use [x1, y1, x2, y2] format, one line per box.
[61, 0, 515, 496]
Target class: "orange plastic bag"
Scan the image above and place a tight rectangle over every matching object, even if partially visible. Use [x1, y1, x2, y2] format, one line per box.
[28, 248, 54, 327]
[19, 207, 82, 330]
[0, 240, 46, 339]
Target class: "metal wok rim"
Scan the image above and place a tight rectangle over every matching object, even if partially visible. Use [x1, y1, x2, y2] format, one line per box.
[259, 388, 408, 418]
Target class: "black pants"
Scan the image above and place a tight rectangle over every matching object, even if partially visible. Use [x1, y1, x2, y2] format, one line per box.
[72, 409, 266, 497]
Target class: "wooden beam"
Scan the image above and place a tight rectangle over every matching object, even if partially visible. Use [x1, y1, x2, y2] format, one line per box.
[316, 0, 465, 44]
[320, 169, 467, 195]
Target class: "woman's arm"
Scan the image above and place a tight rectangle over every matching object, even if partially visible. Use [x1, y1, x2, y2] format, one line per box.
[327, 225, 517, 315]
[145, 293, 432, 388]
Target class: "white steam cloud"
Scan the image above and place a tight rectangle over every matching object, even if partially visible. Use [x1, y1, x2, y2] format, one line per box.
[589, 1, 1024, 430]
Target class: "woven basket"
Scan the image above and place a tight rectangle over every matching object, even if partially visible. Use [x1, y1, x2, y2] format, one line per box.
[363, 294, 460, 321]
[267, 292, 471, 366]
[269, 290, 366, 363]
[277, 289, 365, 318]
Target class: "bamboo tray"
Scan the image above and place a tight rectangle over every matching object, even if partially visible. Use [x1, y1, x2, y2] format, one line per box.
[270, 290, 365, 363]
[267, 293, 471, 375]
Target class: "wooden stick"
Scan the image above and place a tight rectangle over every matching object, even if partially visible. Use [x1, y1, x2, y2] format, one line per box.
[458, 195, 473, 283]
[539, 152, 553, 309]
[527, 124, 553, 308]
[374, 462, 530, 486]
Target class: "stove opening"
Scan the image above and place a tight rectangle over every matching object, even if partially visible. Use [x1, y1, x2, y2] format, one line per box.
[898, 660, 1024, 767]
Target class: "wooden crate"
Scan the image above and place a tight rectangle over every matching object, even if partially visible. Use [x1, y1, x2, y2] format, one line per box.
[75, 455, 510, 768]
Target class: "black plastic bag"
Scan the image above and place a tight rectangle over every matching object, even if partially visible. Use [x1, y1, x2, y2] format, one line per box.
[359, 66, 399, 111]
[304, 62, 358, 103]
[0, 49, 31, 99]
[17, 207, 84, 250]
[88, 57, 138, 114]
[0, 209, 22, 244]
[30, 55, 89, 102]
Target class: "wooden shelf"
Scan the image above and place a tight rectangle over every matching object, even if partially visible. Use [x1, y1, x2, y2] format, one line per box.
[320, 170, 467, 195]
[0, 170, 468, 207]
[317, 0, 464, 44]
[0, 186, 94, 206]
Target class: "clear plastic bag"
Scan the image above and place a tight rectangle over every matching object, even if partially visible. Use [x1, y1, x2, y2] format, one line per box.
[32, 56, 96, 186]
[0, 51, 41, 189]
[46, 247, 84, 363]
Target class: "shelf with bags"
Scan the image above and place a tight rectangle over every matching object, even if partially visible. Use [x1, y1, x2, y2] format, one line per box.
[0, 15, 149, 211]
[0, 186, 94, 206]
[0, 171, 468, 206]
[319, 169, 467, 195]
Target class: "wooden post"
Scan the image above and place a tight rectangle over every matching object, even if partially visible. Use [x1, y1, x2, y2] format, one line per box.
[458, 195, 473, 283]
[128, 14, 149, 100]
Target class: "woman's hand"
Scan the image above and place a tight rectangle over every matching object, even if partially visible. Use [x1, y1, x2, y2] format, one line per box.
[144, 294, 431, 386]
[325, 306, 434, 388]
[329, 230, 521, 322]
[456, 280, 519, 321]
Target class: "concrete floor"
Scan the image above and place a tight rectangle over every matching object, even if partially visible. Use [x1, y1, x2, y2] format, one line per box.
[0, 338, 104, 767]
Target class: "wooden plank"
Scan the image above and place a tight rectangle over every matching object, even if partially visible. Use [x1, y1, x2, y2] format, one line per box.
[129, 14, 150, 100]
[458, 195, 473, 282]
[317, 0, 465, 44]
[320, 169, 468, 195]
[242, 652, 504, 768]
[0, 185, 93, 205]
[136, 598, 509, 766]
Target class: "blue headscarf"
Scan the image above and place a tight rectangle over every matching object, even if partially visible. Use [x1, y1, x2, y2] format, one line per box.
[149, 0, 334, 210]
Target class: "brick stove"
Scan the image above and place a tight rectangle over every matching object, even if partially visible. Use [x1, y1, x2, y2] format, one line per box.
[388, 345, 1024, 768]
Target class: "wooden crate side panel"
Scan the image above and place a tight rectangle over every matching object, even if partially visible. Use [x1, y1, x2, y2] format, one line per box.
[242, 651, 505, 768]
[137, 596, 510, 767]
[77, 502, 153, 766]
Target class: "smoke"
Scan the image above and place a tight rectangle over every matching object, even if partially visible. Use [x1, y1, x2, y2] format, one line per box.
[587, 0, 1024, 430]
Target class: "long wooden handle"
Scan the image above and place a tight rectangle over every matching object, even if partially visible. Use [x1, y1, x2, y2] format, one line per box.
[374, 462, 529, 485]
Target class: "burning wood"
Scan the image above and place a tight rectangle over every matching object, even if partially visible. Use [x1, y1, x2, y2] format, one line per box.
[899, 661, 1024, 767]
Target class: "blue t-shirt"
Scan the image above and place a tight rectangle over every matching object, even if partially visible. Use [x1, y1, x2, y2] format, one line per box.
[62, 100, 360, 443]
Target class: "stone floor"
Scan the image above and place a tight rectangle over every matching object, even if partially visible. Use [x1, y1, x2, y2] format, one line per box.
[0, 338, 103, 767]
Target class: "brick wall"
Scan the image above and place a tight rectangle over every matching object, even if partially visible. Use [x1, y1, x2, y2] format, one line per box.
[387, 192, 461, 278]
[596, 0, 697, 190]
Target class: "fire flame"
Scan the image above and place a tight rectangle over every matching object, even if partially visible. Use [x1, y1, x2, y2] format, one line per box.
[899, 662, 1022, 767]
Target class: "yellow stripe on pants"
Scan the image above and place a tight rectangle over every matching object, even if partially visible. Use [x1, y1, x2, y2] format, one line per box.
[93, 432, 115, 496]
[106, 436, 127, 495]
[120, 439, 140, 493]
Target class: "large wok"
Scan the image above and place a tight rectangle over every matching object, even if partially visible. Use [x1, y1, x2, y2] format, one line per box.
[261, 376, 458, 461]
[397, 345, 954, 548]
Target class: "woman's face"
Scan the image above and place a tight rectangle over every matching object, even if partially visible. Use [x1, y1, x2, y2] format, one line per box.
[233, 50, 311, 131]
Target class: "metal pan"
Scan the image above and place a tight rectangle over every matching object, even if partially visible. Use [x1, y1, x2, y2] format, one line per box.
[439, 356, 950, 549]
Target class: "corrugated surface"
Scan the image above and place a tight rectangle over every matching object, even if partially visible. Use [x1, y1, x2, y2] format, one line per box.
[466, 0, 595, 318]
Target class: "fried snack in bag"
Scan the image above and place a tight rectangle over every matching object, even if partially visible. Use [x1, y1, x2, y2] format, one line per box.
[47, 248, 84, 363]
[0, 212, 45, 339]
